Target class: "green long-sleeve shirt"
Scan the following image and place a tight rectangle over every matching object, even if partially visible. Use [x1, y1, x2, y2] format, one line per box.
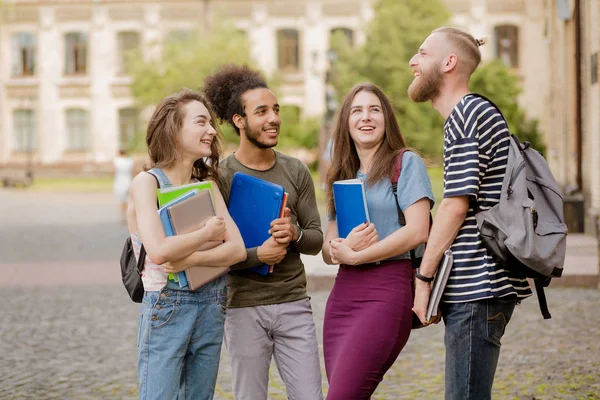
[218, 151, 323, 308]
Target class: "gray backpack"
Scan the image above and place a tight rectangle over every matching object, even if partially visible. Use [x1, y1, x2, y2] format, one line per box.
[472, 95, 567, 319]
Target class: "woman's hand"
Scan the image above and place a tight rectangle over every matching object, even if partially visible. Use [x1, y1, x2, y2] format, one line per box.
[162, 257, 188, 274]
[330, 239, 362, 266]
[343, 222, 378, 251]
[203, 216, 226, 241]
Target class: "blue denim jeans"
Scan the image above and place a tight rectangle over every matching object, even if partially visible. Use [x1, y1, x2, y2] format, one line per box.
[137, 276, 227, 400]
[441, 296, 517, 400]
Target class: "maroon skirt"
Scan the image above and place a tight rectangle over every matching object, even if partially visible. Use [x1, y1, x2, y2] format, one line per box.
[323, 259, 413, 400]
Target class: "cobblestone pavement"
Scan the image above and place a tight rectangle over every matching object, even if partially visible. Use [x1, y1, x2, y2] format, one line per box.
[0, 286, 599, 399]
[1, 189, 600, 399]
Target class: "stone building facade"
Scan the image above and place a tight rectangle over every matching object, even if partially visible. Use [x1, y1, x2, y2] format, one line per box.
[1, 1, 597, 233]
[542, 0, 599, 234]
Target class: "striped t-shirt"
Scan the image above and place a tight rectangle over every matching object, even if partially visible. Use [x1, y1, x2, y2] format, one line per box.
[442, 94, 532, 303]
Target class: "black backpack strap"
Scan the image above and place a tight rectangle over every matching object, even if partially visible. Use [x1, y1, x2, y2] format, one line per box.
[137, 170, 161, 273]
[534, 278, 552, 320]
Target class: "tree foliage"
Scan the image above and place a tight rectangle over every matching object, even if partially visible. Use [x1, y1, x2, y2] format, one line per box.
[126, 20, 319, 151]
[470, 60, 546, 153]
[330, 0, 544, 162]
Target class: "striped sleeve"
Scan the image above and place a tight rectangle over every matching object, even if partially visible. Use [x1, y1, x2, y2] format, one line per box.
[443, 136, 485, 198]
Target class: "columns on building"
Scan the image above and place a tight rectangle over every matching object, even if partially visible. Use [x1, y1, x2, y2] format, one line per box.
[90, 5, 114, 163]
[250, 2, 275, 78]
[470, 0, 492, 60]
[38, 6, 62, 163]
[303, 0, 326, 117]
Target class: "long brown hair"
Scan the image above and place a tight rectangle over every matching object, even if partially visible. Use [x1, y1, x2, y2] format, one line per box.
[145, 89, 223, 187]
[326, 83, 407, 217]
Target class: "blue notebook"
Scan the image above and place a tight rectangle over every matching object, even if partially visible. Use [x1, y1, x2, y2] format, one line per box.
[228, 172, 286, 275]
[157, 189, 200, 288]
[332, 178, 370, 238]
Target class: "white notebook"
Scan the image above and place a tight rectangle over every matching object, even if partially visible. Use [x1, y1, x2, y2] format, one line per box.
[426, 249, 454, 321]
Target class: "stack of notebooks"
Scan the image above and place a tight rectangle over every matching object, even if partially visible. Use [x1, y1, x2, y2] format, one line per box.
[157, 182, 228, 290]
[227, 172, 288, 275]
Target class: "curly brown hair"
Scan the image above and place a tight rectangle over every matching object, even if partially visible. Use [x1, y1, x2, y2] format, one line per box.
[145, 89, 223, 186]
[202, 64, 268, 135]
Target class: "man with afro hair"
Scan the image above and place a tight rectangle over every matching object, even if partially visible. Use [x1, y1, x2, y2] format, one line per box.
[204, 65, 324, 400]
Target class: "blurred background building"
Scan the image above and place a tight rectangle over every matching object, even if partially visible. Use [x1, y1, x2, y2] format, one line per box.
[0, 0, 598, 233]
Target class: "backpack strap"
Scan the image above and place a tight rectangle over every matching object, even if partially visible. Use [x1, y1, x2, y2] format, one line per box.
[535, 278, 552, 319]
[391, 149, 409, 227]
[391, 149, 420, 269]
[136, 170, 161, 274]
[469, 94, 554, 319]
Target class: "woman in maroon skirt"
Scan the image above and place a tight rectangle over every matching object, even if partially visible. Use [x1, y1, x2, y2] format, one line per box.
[321, 83, 434, 399]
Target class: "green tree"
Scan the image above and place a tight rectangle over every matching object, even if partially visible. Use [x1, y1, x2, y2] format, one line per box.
[330, 0, 544, 162]
[470, 60, 546, 153]
[330, 0, 450, 162]
[126, 21, 252, 150]
[126, 20, 320, 152]
[128, 21, 252, 108]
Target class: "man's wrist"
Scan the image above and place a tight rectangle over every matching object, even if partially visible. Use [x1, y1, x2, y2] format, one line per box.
[416, 268, 434, 282]
[294, 224, 303, 243]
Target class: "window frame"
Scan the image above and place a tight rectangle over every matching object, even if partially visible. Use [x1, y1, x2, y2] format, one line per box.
[116, 31, 140, 75]
[65, 108, 90, 151]
[64, 32, 88, 75]
[277, 28, 301, 72]
[12, 109, 37, 152]
[118, 107, 139, 148]
[11, 32, 36, 77]
[494, 24, 519, 69]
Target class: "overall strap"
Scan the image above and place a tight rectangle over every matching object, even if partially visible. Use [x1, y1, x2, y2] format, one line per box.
[147, 167, 172, 188]
[138, 168, 163, 267]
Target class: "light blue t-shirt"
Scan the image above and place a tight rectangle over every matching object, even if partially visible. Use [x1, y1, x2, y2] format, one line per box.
[356, 151, 434, 260]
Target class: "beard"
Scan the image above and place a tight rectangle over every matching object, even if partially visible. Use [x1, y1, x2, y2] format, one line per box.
[244, 119, 278, 149]
[408, 66, 443, 103]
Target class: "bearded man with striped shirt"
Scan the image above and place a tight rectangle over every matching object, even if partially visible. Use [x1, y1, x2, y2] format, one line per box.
[408, 27, 532, 400]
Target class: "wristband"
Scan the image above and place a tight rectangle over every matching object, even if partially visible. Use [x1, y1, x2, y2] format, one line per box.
[295, 225, 303, 244]
[415, 268, 434, 282]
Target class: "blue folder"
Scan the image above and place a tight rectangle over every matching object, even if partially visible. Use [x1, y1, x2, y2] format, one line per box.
[228, 172, 285, 275]
[157, 189, 200, 288]
[332, 179, 370, 238]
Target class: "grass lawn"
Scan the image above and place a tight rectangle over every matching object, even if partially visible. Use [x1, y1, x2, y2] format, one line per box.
[27, 166, 445, 209]
[29, 176, 114, 192]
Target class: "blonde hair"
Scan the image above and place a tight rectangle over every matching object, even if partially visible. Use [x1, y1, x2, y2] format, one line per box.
[433, 26, 485, 75]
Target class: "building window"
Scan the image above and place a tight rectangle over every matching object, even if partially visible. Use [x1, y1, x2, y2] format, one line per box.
[277, 29, 300, 71]
[119, 108, 139, 147]
[166, 29, 194, 44]
[64, 32, 88, 75]
[330, 28, 354, 47]
[12, 109, 36, 152]
[117, 31, 140, 75]
[494, 25, 519, 68]
[66, 109, 89, 150]
[11, 33, 36, 77]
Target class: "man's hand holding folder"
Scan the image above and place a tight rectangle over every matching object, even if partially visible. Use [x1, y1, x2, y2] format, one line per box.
[269, 208, 298, 245]
[261, 208, 295, 272]
[257, 237, 287, 267]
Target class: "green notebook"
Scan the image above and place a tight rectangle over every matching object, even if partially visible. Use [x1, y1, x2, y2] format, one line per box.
[157, 181, 214, 208]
